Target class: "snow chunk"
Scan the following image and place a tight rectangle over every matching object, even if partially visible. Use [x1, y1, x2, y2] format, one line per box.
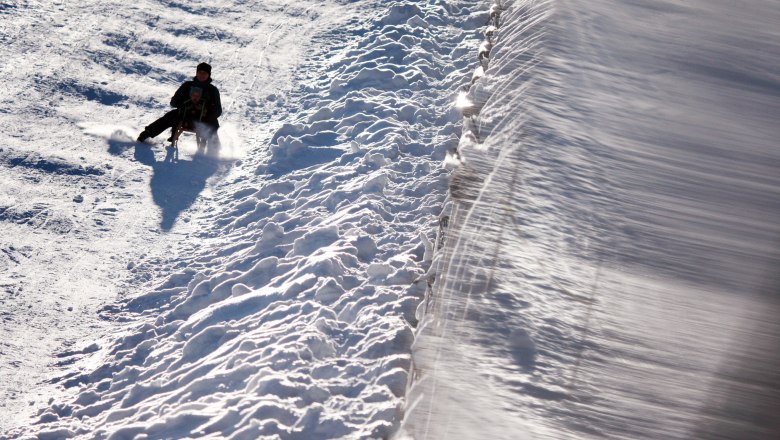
[380, 3, 423, 25]
[291, 225, 341, 257]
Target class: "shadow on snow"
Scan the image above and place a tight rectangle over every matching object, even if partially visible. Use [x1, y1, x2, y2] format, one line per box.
[108, 138, 229, 231]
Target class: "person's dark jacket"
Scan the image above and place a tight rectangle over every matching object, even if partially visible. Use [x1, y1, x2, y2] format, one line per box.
[171, 77, 222, 126]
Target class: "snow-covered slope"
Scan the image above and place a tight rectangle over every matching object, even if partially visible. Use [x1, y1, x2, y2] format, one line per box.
[6, 0, 778, 438]
[2, 0, 338, 430]
[2, 0, 483, 438]
[404, 0, 780, 439]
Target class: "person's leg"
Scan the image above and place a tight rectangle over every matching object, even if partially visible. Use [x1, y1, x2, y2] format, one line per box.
[137, 110, 180, 141]
[195, 119, 220, 151]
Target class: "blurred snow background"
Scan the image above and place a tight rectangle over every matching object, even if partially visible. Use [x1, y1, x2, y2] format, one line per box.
[404, 1, 780, 439]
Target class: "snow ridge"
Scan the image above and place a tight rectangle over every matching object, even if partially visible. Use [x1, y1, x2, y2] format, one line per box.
[11, 1, 481, 439]
[401, 2, 547, 438]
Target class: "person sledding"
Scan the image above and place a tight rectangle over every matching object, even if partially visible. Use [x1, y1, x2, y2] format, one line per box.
[137, 62, 222, 152]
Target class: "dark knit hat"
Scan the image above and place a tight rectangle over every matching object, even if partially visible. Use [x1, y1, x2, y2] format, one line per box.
[196, 62, 212, 74]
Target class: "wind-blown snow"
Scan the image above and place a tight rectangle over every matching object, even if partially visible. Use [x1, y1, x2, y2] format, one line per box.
[2, 0, 481, 438]
[403, 0, 780, 439]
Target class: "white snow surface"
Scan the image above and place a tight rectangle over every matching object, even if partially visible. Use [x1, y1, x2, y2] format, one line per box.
[403, 1, 780, 439]
[1, 0, 482, 438]
[5, 0, 780, 439]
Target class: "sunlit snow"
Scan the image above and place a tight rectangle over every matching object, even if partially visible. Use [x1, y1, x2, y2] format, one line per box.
[2, 0, 779, 439]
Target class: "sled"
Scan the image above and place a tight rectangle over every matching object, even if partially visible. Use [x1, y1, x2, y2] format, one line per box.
[168, 120, 207, 162]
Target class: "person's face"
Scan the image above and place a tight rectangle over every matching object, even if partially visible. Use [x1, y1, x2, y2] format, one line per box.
[191, 90, 202, 102]
[196, 70, 209, 82]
